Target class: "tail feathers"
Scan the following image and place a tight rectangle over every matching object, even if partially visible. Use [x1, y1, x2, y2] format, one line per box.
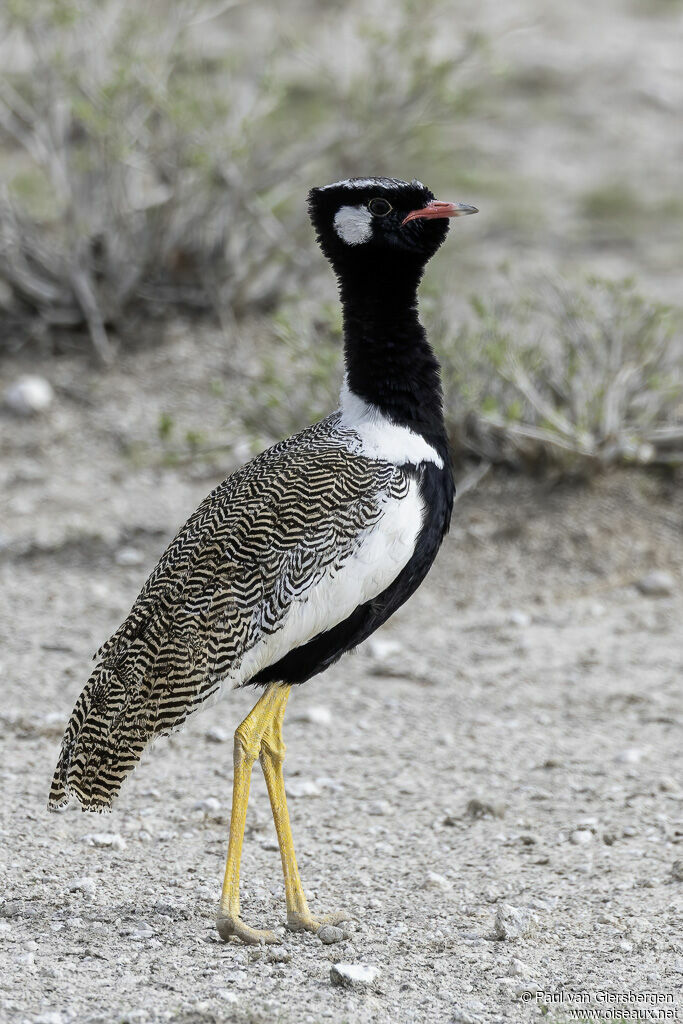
[48, 663, 149, 812]
[48, 636, 220, 812]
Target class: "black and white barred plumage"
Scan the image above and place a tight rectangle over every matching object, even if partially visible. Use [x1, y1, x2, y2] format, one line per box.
[49, 411, 442, 811]
[49, 176, 475, 813]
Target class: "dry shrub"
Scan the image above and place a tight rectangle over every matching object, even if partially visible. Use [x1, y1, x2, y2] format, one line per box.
[0, 0, 479, 359]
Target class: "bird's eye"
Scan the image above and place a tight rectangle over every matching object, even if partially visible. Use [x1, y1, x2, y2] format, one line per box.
[368, 198, 392, 217]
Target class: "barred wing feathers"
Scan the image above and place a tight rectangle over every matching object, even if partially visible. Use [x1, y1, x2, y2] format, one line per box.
[49, 416, 416, 812]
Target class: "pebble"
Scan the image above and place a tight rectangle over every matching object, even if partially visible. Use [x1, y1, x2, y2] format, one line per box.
[452, 1007, 481, 1024]
[570, 829, 593, 845]
[33, 1013, 65, 1024]
[267, 947, 291, 963]
[636, 571, 675, 597]
[81, 832, 127, 850]
[671, 860, 683, 881]
[492, 903, 538, 941]
[285, 779, 321, 798]
[115, 546, 144, 566]
[366, 636, 403, 661]
[329, 962, 380, 989]
[508, 610, 531, 627]
[509, 957, 531, 977]
[216, 989, 239, 1004]
[192, 797, 221, 814]
[466, 798, 505, 819]
[422, 871, 452, 891]
[615, 748, 643, 765]
[367, 799, 391, 816]
[68, 877, 97, 896]
[3, 375, 54, 415]
[317, 925, 344, 944]
[292, 705, 332, 726]
[205, 726, 229, 743]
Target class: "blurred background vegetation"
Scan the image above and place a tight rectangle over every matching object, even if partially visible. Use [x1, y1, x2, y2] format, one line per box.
[0, 0, 681, 474]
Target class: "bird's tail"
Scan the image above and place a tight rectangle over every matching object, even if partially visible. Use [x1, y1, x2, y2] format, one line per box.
[48, 659, 154, 813]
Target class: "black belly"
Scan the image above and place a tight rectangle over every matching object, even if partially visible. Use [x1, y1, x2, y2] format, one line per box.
[249, 460, 454, 687]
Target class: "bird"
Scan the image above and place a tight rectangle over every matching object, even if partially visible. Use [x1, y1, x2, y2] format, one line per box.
[49, 176, 478, 944]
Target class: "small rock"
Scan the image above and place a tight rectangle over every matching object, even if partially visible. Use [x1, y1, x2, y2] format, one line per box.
[330, 962, 380, 989]
[4, 375, 54, 415]
[508, 610, 531, 627]
[615, 748, 643, 765]
[286, 779, 321, 798]
[509, 957, 531, 978]
[292, 705, 332, 727]
[466, 798, 505, 819]
[192, 797, 221, 814]
[205, 726, 229, 743]
[452, 1007, 482, 1024]
[366, 636, 402, 661]
[318, 925, 344, 944]
[81, 832, 127, 851]
[422, 871, 452, 891]
[267, 946, 291, 963]
[68, 877, 97, 896]
[671, 860, 683, 881]
[216, 989, 239, 1004]
[115, 546, 144, 567]
[492, 903, 537, 941]
[636, 571, 675, 597]
[367, 799, 391, 816]
[570, 829, 593, 845]
[33, 1013, 65, 1024]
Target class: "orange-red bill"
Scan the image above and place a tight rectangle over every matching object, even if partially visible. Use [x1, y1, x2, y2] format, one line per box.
[401, 200, 478, 226]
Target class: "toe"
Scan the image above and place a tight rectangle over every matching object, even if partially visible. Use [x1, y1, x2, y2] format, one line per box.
[216, 912, 280, 945]
[286, 909, 354, 933]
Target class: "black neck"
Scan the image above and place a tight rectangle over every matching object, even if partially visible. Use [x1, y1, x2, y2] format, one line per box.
[339, 261, 448, 454]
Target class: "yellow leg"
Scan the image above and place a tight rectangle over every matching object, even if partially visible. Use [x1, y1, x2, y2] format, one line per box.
[216, 684, 286, 944]
[259, 688, 349, 933]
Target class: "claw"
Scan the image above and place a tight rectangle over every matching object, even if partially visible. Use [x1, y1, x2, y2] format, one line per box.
[286, 909, 353, 933]
[216, 912, 280, 945]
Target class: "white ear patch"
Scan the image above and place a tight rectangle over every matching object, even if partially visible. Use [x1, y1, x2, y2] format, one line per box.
[334, 205, 373, 245]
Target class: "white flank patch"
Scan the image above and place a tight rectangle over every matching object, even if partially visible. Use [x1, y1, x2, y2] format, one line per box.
[339, 382, 444, 469]
[333, 205, 373, 245]
[231, 481, 424, 687]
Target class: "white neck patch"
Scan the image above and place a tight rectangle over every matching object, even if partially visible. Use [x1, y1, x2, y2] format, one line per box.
[334, 205, 373, 245]
[339, 381, 444, 469]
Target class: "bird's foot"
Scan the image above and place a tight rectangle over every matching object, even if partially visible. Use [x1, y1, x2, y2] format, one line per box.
[216, 911, 280, 945]
[286, 909, 352, 934]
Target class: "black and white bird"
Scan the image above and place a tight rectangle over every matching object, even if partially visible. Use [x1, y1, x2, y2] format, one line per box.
[49, 176, 477, 944]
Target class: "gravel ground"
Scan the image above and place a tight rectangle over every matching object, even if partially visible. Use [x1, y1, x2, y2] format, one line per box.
[1, 334, 682, 1024]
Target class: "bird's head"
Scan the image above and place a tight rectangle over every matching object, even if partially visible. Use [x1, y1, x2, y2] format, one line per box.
[307, 176, 477, 280]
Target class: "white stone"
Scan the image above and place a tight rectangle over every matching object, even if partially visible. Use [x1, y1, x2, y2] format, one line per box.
[115, 546, 144, 566]
[4, 375, 54, 415]
[636, 571, 675, 597]
[292, 705, 332, 727]
[205, 726, 229, 743]
[330, 962, 380, 988]
[68, 877, 97, 895]
[422, 871, 452, 891]
[570, 829, 594, 845]
[286, 779, 321, 798]
[615, 748, 643, 765]
[493, 903, 537, 940]
[192, 797, 221, 813]
[81, 832, 127, 850]
[217, 989, 239, 1003]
